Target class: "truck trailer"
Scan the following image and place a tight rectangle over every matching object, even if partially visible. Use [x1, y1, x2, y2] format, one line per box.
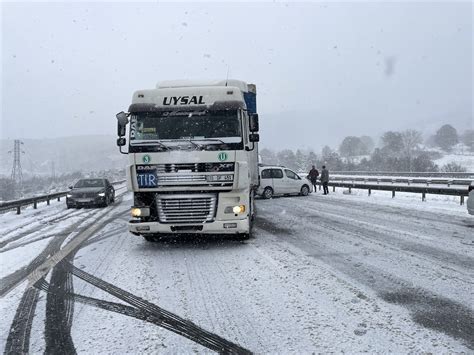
[116, 79, 260, 241]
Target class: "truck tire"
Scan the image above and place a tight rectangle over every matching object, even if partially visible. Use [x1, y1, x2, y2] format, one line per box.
[263, 187, 273, 199]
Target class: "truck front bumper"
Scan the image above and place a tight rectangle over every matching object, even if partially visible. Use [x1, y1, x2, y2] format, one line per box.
[128, 218, 250, 235]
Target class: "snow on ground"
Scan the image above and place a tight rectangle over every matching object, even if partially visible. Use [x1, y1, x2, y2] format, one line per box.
[0, 189, 472, 353]
[435, 153, 474, 171]
[323, 185, 469, 215]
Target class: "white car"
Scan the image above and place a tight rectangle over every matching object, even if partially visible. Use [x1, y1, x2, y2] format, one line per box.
[258, 166, 312, 199]
[467, 182, 474, 215]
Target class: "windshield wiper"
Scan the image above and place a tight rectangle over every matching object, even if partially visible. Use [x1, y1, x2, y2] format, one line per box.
[190, 138, 227, 145]
[130, 140, 170, 151]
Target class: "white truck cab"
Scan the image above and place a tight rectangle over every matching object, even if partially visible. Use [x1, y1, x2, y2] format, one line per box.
[116, 80, 260, 240]
[258, 165, 311, 199]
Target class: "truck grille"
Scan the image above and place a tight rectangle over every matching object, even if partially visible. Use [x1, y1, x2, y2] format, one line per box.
[158, 174, 207, 183]
[156, 163, 234, 173]
[157, 194, 217, 223]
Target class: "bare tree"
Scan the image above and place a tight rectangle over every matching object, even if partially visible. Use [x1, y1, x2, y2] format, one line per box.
[401, 130, 422, 171]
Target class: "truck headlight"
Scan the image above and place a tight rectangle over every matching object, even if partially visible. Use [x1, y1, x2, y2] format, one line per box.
[66, 194, 72, 198]
[225, 205, 246, 214]
[131, 207, 150, 217]
[98, 192, 105, 197]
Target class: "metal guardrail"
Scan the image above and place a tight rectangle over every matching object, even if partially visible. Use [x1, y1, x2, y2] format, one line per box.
[0, 180, 127, 215]
[330, 175, 473, 187]
[332, 171, 474, 178]
[319, 181, 470, 205]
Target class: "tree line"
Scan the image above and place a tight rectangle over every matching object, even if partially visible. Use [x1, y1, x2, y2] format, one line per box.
[260, 124, 473, 173]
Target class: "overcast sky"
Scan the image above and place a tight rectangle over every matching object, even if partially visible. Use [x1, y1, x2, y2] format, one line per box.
[1, 1, 472, 149]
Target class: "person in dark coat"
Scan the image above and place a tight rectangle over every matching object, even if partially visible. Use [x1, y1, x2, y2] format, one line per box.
[320, 165, 329, 195]
[307, 165, 319, 193]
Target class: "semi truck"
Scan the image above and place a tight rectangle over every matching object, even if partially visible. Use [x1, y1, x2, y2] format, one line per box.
[116, 80, 260, 241]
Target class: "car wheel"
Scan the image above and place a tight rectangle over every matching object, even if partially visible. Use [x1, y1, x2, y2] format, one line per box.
[263, 187, 273, 199]
[300, 185, 310, 196]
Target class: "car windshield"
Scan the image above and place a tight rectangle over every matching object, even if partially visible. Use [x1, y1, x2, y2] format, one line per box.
[74, 179, 105, 188]
[130, 110, 242, 144]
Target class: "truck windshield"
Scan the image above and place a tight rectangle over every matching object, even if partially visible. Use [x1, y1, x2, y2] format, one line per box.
[130, 110, 242, 147]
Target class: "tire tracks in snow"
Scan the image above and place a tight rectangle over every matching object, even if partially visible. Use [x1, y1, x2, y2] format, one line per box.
[255, 207, 474, 350]
[0, 208, 93, 250]
[65, 262, 252, 354]
[4, 287, 40, 354]
[2, 197, 127, 354]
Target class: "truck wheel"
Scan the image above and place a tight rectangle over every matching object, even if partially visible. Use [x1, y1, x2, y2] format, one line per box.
[263, 187, 273, 199]
[300, 185, 310, 196]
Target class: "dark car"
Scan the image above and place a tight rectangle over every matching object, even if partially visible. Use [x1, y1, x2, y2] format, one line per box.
[66, 178, 115, 208]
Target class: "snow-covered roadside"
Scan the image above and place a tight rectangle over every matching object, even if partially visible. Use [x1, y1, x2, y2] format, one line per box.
[319, 185, 469, 216]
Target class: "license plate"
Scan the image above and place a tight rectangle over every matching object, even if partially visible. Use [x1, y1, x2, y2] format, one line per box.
[76, 198, 92, 203]
[207, 174, 233, 182]
[137, 170, 158, 188]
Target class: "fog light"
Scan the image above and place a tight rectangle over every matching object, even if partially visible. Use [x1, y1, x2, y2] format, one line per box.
[131, 207, 150, 217]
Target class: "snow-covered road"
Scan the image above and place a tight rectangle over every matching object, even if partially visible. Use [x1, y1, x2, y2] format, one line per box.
[1, 190, 473, 353]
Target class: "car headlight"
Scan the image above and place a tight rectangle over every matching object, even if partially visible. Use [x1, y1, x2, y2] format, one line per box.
[66, 194, 72, 198]
[98, 192, 105, 197]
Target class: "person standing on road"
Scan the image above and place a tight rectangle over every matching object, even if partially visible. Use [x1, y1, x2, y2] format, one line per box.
[321, 165, 329, 195]
[307, 165, 319, 193]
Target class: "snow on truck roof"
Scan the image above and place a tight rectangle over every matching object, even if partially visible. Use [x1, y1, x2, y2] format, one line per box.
[157, 79, 255, 93]
[129, 79, 257, 113]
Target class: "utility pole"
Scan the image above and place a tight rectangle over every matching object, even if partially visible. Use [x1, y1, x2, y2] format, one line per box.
[9, 140, 24, 185]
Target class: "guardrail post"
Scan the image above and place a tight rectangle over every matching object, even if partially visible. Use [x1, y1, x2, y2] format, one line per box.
[422, 192, 426, 201]
[333, 186, 335, 192]
[460, 196, 464, 205]
[47, 197, 50, 206]
[17, 206, 21, 215]
[33, 200, 37, 209]
[392, 190, 395, 198]
[368, 188, 371, 196]
[57, 196, 61, 201]
[348, 187, 352, 194]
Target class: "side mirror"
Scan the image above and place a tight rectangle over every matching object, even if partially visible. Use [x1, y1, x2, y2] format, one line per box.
[117, 137, 126, 147]
[249, 113, 259, 132]
[116, 111, 129, 137]
[249, 133, 260, 142]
